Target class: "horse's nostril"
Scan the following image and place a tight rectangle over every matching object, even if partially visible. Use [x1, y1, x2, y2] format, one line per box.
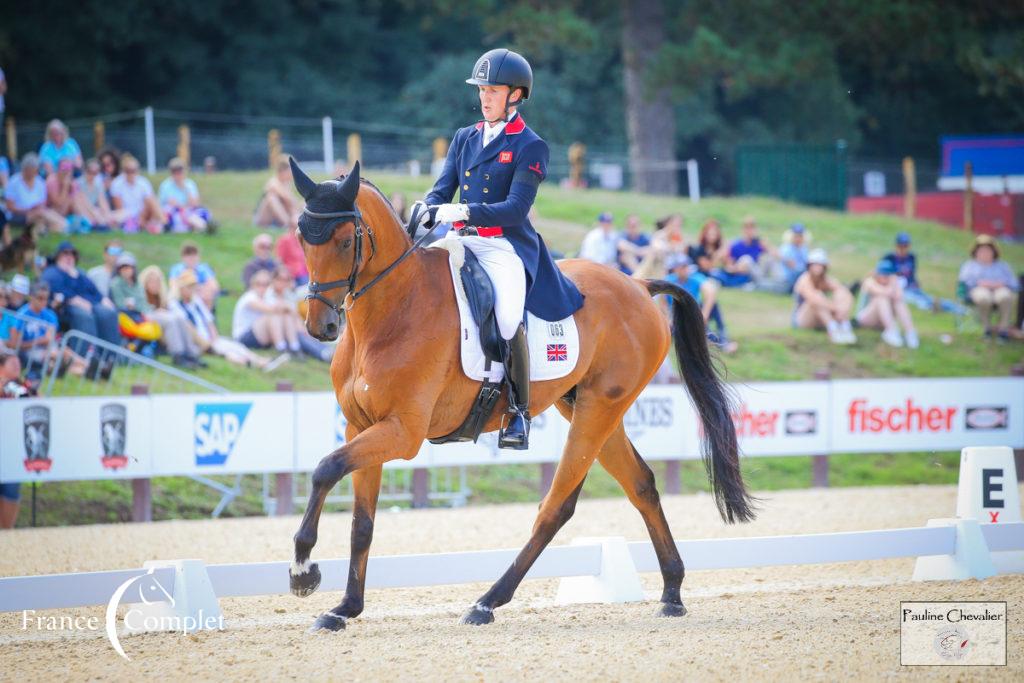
[324, 322, 338, 338]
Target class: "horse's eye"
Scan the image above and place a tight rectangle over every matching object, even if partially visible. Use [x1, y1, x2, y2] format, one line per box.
[342, 238, 353, 248]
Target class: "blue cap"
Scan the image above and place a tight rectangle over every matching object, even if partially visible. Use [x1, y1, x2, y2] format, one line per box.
[790, 223, 805, 234]
[876, 259, 898, 275]
[597, 212, 613, 223]
[54, 240, 78, 259]
[895, 232, 911, 245]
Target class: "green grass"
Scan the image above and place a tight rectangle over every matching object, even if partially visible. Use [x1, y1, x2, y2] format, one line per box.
[5, 170, 1021, 526]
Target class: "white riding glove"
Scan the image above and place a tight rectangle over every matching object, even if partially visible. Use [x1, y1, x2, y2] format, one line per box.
[409, 200, 431, 229]
[434, 203, 470, 224]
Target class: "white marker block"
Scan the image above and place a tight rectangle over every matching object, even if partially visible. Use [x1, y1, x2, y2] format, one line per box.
[956, 446, 1024, 573]
[912, 518, 996, 582]
[127, 559, 224, 633]
[555, 537, 644, 605]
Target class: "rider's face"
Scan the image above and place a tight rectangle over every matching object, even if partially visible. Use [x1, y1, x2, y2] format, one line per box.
[479, 85, 517, 121]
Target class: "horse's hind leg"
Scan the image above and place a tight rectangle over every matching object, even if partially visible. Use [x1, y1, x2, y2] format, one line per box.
[460, 404, 619, 625]
[597, 423, 686, 617]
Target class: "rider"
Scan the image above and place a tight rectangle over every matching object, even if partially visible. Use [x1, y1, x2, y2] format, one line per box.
[419, 48, 584, 450]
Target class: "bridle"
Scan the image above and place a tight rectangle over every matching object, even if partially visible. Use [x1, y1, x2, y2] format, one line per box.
[303, 201, 435, 315]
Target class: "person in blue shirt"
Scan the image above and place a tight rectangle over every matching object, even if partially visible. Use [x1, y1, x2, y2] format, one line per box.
[38, 119, 83, 176]
[883, 232, 965, 314]
[419, 48, 584, 449]
[617, 214, 651, 275]
[8, 280, 86, 379]
[169, 241, 220, 311]
[778, 223, 810, 293]
[665, 255, 737, 354]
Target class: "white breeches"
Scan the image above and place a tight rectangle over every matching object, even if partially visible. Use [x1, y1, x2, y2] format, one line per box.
[454, 233, 526, 340]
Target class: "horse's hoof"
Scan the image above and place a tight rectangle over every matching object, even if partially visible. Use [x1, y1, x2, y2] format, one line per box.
[308, 611, 346, 633]
[460, 604, 495, 626]
[289, 561, 321, 598]
[658, 601, 687, 618]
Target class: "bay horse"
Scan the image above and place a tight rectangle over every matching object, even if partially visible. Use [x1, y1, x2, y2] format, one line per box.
[287, 160, 754, 631]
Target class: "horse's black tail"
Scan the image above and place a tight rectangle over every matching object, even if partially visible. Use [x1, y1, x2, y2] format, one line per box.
[645, 279, 756, 523]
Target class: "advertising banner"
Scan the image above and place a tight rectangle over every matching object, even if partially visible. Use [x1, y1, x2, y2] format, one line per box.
[0, 397, 152, 483]
[730, 381, 830, 457]
[622, 384, 700, 461]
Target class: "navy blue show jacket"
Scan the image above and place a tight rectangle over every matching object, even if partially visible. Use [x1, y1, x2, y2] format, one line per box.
[425, 114, 584, 322]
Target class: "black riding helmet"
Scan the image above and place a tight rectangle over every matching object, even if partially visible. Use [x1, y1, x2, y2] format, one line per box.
[466, 48, 533, 121]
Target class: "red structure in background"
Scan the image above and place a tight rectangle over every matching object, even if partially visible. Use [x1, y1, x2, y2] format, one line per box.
[848, 192, 1023, 238]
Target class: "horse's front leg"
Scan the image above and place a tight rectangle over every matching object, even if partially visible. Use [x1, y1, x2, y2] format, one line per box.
[308, 464, 382, 632]
[289, 416, 420, 599]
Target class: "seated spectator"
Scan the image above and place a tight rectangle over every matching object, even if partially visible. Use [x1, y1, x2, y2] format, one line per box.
[265, 265, 334, 362]
[0, 348, 32, 529]
[7, 274, 29, 311]
[959, 234, 1019, 342]
[45, 159, 90, 232]
[169, 241, 220, 311]
[0, 284, 16, 349]
[232, 268, 305, 356]
[173, 270, 278, 370]
[688, 219, 728, 274]
[719, 215, 779, 289]
[109, 153, 165, 233]
[5, 153, 65, 234]
[276, 228, 309, 285]
[158, 157, 211, 233]
[98, 147, 121, 199]
[856, 260, 919, 349]
[617, 214, 651, 275]
[254, 158, 302, 230]
[634, 214, 688, 280]
[792, 248, 856, 345]
[38, 119, 83, 176]
[0, 154, 9, 191]
[40, 241, 122, 370]
[75, 158, 114, 230]
[665, 255, 737, 354]
[137, 264, 204, 368]
[884, 232, 965, 315]
[778, 223, 809, 293]
[9, 281, 86, 378]
[242, 233, 278, 287]
[86, 240, 124, 297]
[579, 212, 620, 267]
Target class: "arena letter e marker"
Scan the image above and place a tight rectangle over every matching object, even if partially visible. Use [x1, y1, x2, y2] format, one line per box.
[955, 446, 1024, 573]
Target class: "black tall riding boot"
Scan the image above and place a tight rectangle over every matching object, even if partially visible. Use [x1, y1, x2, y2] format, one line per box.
[498, 323, 531, 450]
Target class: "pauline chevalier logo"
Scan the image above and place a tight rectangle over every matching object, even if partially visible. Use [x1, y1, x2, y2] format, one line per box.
[100, 403, 129, 470]
[22, 405, 52, 472]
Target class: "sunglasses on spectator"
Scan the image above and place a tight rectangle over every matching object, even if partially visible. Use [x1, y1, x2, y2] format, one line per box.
[171, 167, 185, 174]
[125, 166, 139, 174]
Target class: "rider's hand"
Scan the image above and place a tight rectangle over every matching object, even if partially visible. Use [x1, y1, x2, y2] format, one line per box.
[410, 200, 433, 230]
[434, 203, 470, 224]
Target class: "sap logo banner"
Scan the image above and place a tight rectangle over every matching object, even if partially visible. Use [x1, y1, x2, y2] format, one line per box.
[194, 403, 252, 466]
[335, 404, 348, 446]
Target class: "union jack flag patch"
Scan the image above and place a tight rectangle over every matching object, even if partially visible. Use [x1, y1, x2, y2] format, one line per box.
[546, 344, 567, 362]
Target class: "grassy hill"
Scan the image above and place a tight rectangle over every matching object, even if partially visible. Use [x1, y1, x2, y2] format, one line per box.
[6, 170, 1022, 525]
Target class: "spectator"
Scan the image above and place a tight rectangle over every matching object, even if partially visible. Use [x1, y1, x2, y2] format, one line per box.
[390, 192, 408, 223]
[76, 158, 114, 229]
[5, 153, 65, 234]
[38, 119, 83, 176]
[0, 154, 9, 191]
[720, 215, 779, 289]
[792, 248, 856, 344]
[158, 157, 212, 233]
[242, 233, 278, 287]
[232, 268, 304, 355]
[109, 153, 165, 233]
[276, 228, 308, 285]
[172, 269, 278, 370]
[688, 219, 728, 273]
[634, 214, 688, 279]
[617, 214, 651, 275]
[137, 265, 205, 368]
[169, 241, 220, 311]
[1, 347, 35, 529]
[778, 223, 810, 293]
[0, 284, 16, 348]
[884, 232, 965, 314]
[86, 240, 124, 297]
[665, 255, 737, 354]
[959, 234, 1019, 341]
[9, 281, 86, 378]
[45, 159, 87, 232]
[40, 241, 121, 369]
[7, 274, 29, 310]
[254, 158, 302, 230]
[98, 147, 121, 198]
[579, 212, 620, 267]
[265, 265, 334, 361]
[856, 260, 919, 348]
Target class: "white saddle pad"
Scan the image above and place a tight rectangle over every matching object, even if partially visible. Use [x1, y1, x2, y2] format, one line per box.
[430, 237, 580, 383]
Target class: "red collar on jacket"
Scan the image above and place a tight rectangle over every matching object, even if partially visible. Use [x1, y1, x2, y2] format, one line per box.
[474, 113, 526, 135]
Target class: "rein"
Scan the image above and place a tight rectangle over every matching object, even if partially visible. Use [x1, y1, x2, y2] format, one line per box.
[304, 202, 435, 314]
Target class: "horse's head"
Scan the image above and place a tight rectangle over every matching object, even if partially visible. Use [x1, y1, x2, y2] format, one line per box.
[291, 157, 369, 341]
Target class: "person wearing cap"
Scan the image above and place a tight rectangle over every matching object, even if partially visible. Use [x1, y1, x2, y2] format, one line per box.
[85, 240, 124, 297]
[778, 223, 810, 293]
[884, 232, 965, 315]
[4, 153, 65, 234]
[41, 240, 122, 352]
[242, 233, 279, 288]
[158, 157, 211, 233]
[580, 212, 621, 266]
[958, 234, 1019, 341]
[8, 280, 86, 379]
[856, 259, 919, 348]
[792, 248, 857, 344]
[416, 47, 584, 449]
[6, 274, 29, 311]
[109, 153, 165, 233]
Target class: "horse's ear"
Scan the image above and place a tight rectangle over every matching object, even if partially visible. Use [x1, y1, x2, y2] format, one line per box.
[290, 156, 317, 200]
[338, 160, 360, 206]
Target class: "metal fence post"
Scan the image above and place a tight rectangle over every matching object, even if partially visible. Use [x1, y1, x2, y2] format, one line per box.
[130, 384, 152, 522]
[275, 381, 294, 516]
[268, 129, 281, 170]
[902, 156, 916, 218]
[686, 158, 700, 203]
[322, 117, 334, 173]
[812, 368, 830, 487]
[144, 107, 156, 175]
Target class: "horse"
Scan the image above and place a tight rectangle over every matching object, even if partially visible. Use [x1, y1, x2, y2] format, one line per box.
[286, 160, 755, 632]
